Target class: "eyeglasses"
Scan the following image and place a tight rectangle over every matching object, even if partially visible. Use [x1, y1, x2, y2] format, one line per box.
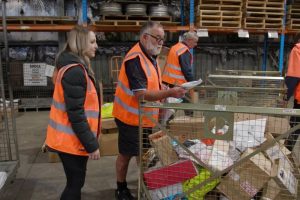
[145, 33, 165, 43]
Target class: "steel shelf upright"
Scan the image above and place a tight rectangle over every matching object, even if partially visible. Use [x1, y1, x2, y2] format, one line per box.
[279, 0, 287, 75]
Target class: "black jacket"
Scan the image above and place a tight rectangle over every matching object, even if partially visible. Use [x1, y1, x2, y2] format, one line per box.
[55, 51, 99, 153]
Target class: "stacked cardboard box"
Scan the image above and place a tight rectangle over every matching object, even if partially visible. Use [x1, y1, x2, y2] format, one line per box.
[217, 148, 272, 200]
[99, 118, 118, 156]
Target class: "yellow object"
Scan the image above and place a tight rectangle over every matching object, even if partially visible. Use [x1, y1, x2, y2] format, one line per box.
[183, 168, 219, 200]
[101, 103, 113, 119]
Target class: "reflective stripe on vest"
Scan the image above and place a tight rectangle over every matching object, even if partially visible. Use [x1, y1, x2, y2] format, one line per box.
[49, 119, 97, 136]
[163, 71, 185, 80]
[162, 42, 191, 85]
[112, 43, 160, 127]
[46, 63, 100, 156]
[52, 99, 99, 119]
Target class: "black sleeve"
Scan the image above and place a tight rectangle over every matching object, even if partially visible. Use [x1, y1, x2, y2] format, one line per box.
[62, 66, 99, 153]
[179, 51, 194, 82]
[125, 57, 148, 91]
[285, 76, 300, 100]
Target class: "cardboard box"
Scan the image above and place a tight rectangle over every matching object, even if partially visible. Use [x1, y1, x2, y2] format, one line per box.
[99, 133, 118, 156]
[234, 113, 290, 135]
[292, 138, 300, 168]
[272, 155, 298, 197]
[48, 152, 60, 163]
[262, 179, 281, 200]
[217, 148, 272, 200]
[168, 116, 205, 143]
[264, 133, 291, 162]
[265, 116, 290, 135]
[101, 118, 117, 131]
[149, 131, 178, 166]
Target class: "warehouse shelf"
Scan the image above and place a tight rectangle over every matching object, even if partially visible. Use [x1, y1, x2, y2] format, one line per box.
[1, 23, 299, 34]
[0, 0, 292, 74]
[0, 23, 190, 32]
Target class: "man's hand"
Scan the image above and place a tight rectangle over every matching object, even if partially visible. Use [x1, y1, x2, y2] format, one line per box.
[168, 87, 187, 98]
[89, 149, 100, 160]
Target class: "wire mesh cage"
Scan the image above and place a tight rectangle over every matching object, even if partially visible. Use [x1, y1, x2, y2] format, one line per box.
[195, 74, 286, 108]
[214, 69, 281, 77]
[0, 51, 19, 193]
[139, 102, 300, 200]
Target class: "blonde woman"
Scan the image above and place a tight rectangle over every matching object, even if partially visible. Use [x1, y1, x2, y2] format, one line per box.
[46, 25, 100, 200]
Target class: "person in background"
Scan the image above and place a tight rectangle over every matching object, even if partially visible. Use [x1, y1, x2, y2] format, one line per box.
[284, 35, 300, 151]
[162, 31, 199, 87]
[46, 25, 101, 200]
[162, 31, 199, 115]
[112, 21, 187, 200]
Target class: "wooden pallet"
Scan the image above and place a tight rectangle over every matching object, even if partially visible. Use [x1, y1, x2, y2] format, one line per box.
[198, 20, 241, 28]
[101, 15, 171, 22]
[287, 19, 300, 30]
[196, 12, 241, 28]
[245, 8, 284, 15]
[197, 4, 241, 12]
[244, 17, 282, 30]
[245, 11, 284, 18]
[245, 1, 284, 10]
[199, 0, 242, 5]
[199, 10, 242, 16]
[0, 16, 77, 25]
[266, 0, 284, 3]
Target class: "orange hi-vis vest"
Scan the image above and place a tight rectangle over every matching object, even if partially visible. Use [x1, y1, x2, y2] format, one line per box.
[112, 43, 161, 127]
[287, 43, 300, 103]
[162, 42, 192, 85]
[46, 64, 100, 156]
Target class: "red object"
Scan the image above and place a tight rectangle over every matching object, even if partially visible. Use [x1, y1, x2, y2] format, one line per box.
[201, 138, 215, 146]
[143, 160, 197, 189]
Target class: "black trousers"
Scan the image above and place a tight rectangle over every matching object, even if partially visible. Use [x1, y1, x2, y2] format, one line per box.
[58, 152, 88, 200]
[286, 100, 300, 151]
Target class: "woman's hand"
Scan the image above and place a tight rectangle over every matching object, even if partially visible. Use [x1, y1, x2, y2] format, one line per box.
[89, 149, 100, 160]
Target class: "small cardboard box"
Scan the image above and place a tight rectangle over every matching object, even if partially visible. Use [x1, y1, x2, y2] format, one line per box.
[262, 178, 296, 200]
[265, 116, 290, 135]
[217, 148, 272, 200]
[272, 155, 298, 197]
[264, 132, 291, 162]
[149, 131, 178, 166]
[101, 118, 117, 132]
[234, 113, 290, 135]
[262, 179, 281, 200]
[99, 132, 119, 156]
[168, 116, 205, 143]
[48, 152, 60, 163]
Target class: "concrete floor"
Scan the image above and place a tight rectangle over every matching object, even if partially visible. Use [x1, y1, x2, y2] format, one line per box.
[0, 111, 138, 200]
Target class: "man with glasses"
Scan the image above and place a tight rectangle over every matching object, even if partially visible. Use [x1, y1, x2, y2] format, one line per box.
[162, 31, 199, 116]
[113, 21, 186, 200]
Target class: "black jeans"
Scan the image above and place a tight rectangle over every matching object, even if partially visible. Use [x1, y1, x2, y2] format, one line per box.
[58, 152, 88, 200]
[286, 100, 300, 151]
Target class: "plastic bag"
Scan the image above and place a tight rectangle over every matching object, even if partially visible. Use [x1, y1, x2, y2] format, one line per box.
[183, 167, 219, 200]
[101, 103, 113, 119]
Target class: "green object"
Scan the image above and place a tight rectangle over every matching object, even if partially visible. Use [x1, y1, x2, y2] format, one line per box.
[101, 103, 113, 119]
[183, 168, 219, 200]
